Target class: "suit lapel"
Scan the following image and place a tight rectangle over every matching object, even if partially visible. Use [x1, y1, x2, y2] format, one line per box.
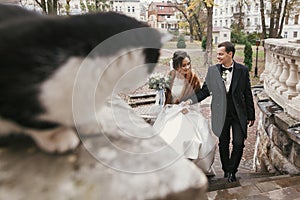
[216, 64, 225, 90]
[231, 62, 241, 93]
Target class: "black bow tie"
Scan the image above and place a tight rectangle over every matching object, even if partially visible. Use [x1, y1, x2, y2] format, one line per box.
[221, 66, 233, 72]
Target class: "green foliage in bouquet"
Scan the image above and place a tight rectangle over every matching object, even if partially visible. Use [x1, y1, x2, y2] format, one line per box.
[148, 73, 170, 90]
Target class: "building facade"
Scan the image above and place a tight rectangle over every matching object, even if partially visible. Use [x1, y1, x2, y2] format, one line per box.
[148, 1, 181, 30]
[213, 0, 299, 39]
[112, 0, 142, 21]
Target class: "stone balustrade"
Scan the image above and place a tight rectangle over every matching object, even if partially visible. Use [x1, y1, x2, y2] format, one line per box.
[261, 39, 300, 121]
[254, 39, 300, 175]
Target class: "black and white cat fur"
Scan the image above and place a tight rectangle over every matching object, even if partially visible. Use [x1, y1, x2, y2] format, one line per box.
[0, 5, 166, 153]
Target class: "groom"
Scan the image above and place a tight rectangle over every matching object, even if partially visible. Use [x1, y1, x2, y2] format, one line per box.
[192, 41, 255, 182]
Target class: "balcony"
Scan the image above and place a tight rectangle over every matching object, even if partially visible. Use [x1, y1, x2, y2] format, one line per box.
[261, 38, 300, 121]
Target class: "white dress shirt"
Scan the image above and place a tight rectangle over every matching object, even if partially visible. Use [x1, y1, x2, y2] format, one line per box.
[222, 63, 234, 92]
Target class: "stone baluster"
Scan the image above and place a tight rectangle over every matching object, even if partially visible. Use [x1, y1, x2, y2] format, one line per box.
[293, 60, 300, 101]
[272, 55, 283, 89]
[269, 54, 279, 86]
[283, 59, 299, 99]
[278, 57, 289, 94]
[260, 48, 270, 82]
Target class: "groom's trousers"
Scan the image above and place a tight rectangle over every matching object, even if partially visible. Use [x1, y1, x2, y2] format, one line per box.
[219, 114, 245, 174]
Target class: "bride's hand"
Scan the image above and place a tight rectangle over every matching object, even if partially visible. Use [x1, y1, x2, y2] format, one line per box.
[180, 99, 193, 106]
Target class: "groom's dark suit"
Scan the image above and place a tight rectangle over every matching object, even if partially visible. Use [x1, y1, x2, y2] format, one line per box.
[195, 62, 255, 177]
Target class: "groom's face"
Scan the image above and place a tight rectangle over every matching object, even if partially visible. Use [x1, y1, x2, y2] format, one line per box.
[217, 46, 233, 67]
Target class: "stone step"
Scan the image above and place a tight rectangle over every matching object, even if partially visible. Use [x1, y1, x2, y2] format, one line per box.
[206, 174, 300, 199]
[127, 92, 156, 99]
[208, 172, 281, 192]
[128, 98, 156, 107]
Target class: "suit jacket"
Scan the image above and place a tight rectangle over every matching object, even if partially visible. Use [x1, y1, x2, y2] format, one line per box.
[195, 62, 255, 138]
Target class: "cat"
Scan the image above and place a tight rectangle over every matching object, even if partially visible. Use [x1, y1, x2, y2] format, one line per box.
[0, 4, 167, 153]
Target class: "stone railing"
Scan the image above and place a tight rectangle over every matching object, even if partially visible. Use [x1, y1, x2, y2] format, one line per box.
[261, 38, 300, 120]
[254, 39, 300, 175]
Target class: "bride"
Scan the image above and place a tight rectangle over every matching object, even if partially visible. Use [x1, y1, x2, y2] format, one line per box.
[153, 51, 218, 175]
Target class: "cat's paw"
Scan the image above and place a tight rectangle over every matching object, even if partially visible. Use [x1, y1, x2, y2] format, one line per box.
[27, 127, 80, 153]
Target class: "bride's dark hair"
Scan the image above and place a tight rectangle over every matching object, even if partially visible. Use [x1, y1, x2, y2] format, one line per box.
[172, 51, 191, 70]
[165, 51, 201, 104]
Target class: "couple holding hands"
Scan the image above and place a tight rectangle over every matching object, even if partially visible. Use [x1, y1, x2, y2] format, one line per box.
[153, 41, 255, 183]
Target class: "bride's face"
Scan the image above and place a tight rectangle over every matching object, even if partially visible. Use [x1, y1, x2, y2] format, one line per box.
[178, 57, 191, 75]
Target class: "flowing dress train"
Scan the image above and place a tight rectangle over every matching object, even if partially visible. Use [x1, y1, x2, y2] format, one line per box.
[153, 104, 218, 174]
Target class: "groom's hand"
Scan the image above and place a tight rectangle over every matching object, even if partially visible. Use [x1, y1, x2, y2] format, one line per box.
[248, 120, 255, 127]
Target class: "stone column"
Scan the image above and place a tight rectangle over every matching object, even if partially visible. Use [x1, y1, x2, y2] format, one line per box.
[287, 60, 300, 120]
[283, 59, 298, 99]
[266, 53, 276, 85]
[260, 48, 270, 82]
[278, 57, 289, 94]
[272, 55, 283, 90]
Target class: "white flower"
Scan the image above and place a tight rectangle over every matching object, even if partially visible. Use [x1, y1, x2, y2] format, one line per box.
[222, 70, 229, 82]
[148, 73, 170, 91]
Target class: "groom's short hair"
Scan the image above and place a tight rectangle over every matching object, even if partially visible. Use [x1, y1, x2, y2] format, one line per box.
[218, 41, 235, 58]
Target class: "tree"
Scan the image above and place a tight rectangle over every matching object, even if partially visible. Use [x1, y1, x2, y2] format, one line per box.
[244, 42, 253, 71]
[174, 0, 206, 41]
[260, 0, 300, 38]
[203, 0, 214, 67]
[177, 34, 187, 48]
[32, 0, 59, 15]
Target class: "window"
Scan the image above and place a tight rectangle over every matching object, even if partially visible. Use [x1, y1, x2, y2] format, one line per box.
[214, 20, 217, 26]
[220, 20, 222, 26]
[128, 6, 130, 12]
[215, 9, 217, 15]
[132, 6, 135, 13]
[255, 3, 259, 11]
[224, 33, 227, 38]
[293, 31, 298, 38]
[214, 36, 218, 44]
[295, 15, 299, 25]
[284, 32, 288, 38]
[247, 18, 251, 26]
[161, 24, 164, 29]
[225, 19, 228, 26]
[285, 16, 289, 25]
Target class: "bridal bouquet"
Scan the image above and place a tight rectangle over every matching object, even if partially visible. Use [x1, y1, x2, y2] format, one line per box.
[148, 73, 170, 90]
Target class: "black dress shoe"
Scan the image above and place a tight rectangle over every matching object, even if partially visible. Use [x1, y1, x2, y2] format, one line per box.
[224, 172, 229, 178]
[228, 172, 237, 183]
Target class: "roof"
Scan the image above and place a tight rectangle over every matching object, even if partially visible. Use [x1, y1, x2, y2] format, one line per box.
[213, 26, 232, 32]
[112, 0, 140, 2]
[148, 1, 176, 15]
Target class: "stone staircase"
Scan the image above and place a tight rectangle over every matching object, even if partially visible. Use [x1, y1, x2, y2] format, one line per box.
[127, 92, 300, 200]
[127, 92, 156, 107]
[206, 172, 300, 199]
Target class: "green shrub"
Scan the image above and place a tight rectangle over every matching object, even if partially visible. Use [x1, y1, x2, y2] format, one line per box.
[244, 42, 253, 71]
[201, 36, 207, 51]
[177, 34, 186, 49]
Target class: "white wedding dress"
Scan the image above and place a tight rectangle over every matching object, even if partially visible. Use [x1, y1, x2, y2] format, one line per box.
[153, 77, 218, 174]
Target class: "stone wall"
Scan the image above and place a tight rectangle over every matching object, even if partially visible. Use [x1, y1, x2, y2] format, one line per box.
[254, 38, 300, 175]
[254, 88, 300, 175]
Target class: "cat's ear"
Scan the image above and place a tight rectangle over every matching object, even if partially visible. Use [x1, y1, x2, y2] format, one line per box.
[159, 30, 173, 44]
